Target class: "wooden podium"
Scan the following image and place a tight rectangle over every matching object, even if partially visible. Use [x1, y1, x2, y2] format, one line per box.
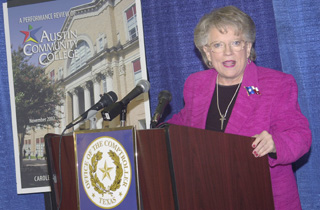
[45, 124, 274, 210]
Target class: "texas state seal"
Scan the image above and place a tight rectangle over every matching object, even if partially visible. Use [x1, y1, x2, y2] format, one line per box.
[81, 136, 132, 209]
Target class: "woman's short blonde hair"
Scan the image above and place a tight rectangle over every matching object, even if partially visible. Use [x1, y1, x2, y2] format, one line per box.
[194, 6, 256, 68]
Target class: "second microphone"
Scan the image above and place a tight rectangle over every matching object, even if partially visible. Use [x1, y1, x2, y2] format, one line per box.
[102, 79, 150, 121]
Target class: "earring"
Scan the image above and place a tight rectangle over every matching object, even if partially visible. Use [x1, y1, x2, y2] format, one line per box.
[247, 59, 252, 64]
[208, 61, 212, 67]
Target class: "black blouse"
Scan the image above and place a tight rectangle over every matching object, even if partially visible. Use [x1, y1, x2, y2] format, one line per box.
[205, 83, 241, 132]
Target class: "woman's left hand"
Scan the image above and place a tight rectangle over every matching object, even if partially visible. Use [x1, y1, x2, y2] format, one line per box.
[251, 130, 276, 157]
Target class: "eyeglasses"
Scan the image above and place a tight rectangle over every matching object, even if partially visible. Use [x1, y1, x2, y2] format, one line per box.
[205, 40, 247, 53]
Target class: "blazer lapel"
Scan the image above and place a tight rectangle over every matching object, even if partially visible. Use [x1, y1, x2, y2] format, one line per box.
[225, 62, 260, 135]
[197, 70, 218, 128]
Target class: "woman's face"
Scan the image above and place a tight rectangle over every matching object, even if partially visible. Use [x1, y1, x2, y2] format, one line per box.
[203, 26, 252, 85]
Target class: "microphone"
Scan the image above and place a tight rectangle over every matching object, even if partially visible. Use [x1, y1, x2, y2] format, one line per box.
[151, 90, 172, 128]
[121, 79, 150, 106]
[102, 79, 150, 121]
[66, 91, 117, 129]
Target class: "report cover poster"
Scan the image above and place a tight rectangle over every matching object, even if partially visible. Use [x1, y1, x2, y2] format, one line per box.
[3, 0, 149, 194]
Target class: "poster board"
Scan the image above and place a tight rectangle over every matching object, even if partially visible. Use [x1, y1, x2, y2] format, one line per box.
[3, 0, 149, 194]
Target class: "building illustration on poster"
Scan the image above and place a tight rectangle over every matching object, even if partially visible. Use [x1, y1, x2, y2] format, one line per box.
[3, 0, 149, 194]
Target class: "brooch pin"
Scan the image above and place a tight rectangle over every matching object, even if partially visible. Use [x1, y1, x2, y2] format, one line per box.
[244, 86, 261, 96]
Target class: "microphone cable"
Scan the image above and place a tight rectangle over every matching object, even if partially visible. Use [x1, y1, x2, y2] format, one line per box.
[57, 127, 67, 210]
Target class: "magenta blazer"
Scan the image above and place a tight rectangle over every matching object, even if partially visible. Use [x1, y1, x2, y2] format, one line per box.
[168, 62, 312, 210]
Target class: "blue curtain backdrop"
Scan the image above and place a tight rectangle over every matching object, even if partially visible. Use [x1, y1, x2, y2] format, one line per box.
[0, 0, 319, 209]
[272, 1, 320, 209]
[142, 0, 282, 121]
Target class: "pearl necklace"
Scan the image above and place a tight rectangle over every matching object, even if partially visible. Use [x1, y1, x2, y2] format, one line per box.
[216, 76, 242, 130]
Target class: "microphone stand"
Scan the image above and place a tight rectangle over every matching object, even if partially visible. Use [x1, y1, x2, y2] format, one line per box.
[88, 115, 97, 130]
[120, 105, 127, 127]
[150, 121, 157, 129]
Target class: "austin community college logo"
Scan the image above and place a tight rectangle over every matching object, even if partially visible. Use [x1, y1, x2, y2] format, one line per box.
[81, 136, 132, 209]
[19, 24, 78, 66]
[20, 25, 41, 44]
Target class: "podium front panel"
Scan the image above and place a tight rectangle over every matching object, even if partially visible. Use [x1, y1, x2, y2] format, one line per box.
[136, 129, 175, 210]
[46, 125, 274, 210]
[166, 125, 274, 210]
[45, 134, 77, 210]
[74, 128, 139, 210]
[46, 127, 141, 210]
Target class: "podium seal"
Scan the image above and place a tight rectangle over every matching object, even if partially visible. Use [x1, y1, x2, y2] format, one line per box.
[81, 136, 132, 209]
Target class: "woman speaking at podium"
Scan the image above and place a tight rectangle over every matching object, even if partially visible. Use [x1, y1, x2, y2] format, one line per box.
[167, 6, 311, 210]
